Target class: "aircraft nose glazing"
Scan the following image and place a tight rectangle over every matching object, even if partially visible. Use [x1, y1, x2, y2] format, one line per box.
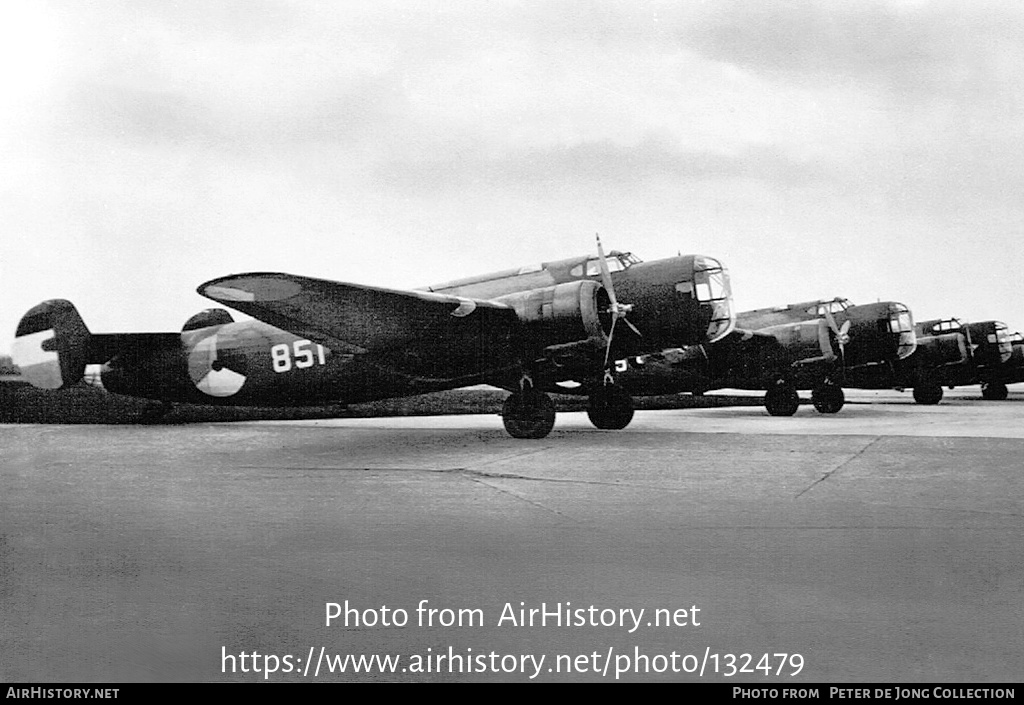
[993, 322, 1013, 363]
[692, 256, 735, 343]
[889, 303, 917, 359]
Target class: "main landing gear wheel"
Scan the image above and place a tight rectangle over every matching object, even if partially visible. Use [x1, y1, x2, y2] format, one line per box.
[811, 383, 845, 414]
[913, 384, 943, 405]
[981, 381, 1008, 401]
[502, 390, 556, 439]
[587, 384, 635, 430]
[765, 381, 799, 417]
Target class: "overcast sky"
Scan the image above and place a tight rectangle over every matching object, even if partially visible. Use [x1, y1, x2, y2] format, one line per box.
[3, 1, 1023, 352]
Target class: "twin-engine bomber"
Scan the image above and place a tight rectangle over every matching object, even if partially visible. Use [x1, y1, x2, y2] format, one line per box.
[842, 317, 1017, 404]
[11, 240, 735, 439]
[583, 297, 917, 415]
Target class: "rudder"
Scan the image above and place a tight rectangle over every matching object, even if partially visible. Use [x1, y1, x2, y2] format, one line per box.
[11, 299, 90, 389]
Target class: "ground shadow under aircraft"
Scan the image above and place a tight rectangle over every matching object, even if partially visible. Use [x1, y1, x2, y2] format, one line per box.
[6, 377, 1020, 425]
[0, 378, 771, 425]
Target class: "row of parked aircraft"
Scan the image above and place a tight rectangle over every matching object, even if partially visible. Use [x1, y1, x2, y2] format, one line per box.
[11, 240, 1023, 438]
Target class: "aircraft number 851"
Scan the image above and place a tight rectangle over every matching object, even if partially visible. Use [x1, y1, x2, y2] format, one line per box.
[271, 340, 327, 373]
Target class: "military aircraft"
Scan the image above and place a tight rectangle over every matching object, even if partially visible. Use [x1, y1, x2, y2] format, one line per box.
[844, 317, 1014, 403]
[572, 297, 917, 415]
[11, 240, 734, 439]
[999, 330, 1024, 390]
[919, 318, 1013, 401]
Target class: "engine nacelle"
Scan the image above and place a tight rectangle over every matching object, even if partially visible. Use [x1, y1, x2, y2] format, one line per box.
[495, 280, 611, 350]
[183, 308, 234, 332]
[761, 319, 837, 366]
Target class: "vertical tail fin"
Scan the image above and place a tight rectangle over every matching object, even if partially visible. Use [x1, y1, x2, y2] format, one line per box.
[11, 300, 90, 389]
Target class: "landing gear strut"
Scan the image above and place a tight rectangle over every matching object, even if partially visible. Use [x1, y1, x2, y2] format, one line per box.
[912, 383, 943, 405]
[981, 381, 1008, 401]
[765, 380, 799, 416]
[502, 388, 556, 439]
[811, 382, 845, 414]
[587, 383, 635, 430]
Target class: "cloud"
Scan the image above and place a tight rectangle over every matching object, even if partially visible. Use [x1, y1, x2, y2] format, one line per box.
[369, 136, 839, 199]
[676, 1, 1024, 96]
[4, 1, 1024, 349]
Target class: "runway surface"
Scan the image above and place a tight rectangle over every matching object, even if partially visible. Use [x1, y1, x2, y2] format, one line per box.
[1, 390, 1022, 682]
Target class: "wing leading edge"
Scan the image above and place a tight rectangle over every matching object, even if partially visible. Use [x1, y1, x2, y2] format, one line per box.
[198, 272, 521, 380]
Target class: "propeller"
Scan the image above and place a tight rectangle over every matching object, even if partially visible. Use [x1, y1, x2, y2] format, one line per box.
[822, 308, 851, 358]
[595, 234, 642, 370]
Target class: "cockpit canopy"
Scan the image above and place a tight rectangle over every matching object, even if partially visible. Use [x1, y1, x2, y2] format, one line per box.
[761, 298, 851, 316]
[568, 251, 643, 278]
[803, 298, 852, 317]
[926, 319, 964, 335]
[425, 251, 643, 298]
[989, 322, 1010, 343]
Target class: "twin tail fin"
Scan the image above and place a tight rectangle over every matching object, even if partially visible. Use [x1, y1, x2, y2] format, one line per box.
[11, 299, 91, 389]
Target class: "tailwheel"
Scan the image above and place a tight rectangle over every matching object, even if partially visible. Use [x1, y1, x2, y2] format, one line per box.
[981, 381, 1008, 401]
[912, 383, 943, 405]
[587, 384, 635, 430]
[502, 390, 556, 439]
[765, 380, 799, 416]
[811, 382, 845, 414]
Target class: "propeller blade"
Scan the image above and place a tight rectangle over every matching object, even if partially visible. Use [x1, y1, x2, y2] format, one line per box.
[823, 309, 850, 354]
[603, 315, 618, 369]
[595, 234, 618, 311]
[823, 308, 838, 333]
[823, 310, 845, 340]
[595, 234, 642, 368]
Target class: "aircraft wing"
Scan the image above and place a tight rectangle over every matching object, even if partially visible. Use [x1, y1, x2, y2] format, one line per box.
[709, 328, 782, 351]
[198, 272, 520, 379]
[705, 327, 789, 380]
[721, 326, 816, 362]
[710, 323, 839, 388]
